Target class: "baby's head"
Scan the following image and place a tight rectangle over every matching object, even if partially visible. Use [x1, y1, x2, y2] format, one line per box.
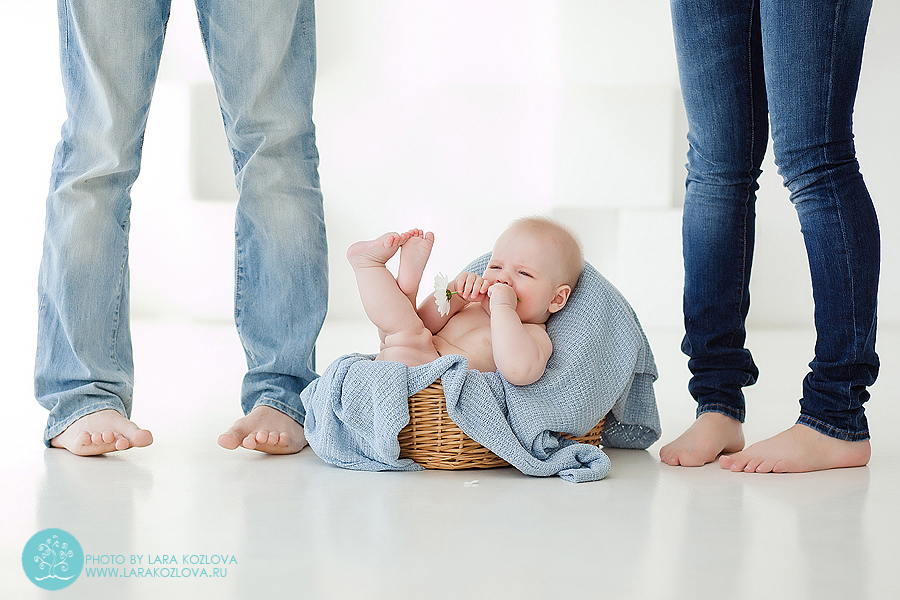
[509, 216, 584, 289]
[483, 216, 584, 324]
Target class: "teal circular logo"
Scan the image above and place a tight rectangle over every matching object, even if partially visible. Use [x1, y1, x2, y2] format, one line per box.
[22, 528, 84, 590]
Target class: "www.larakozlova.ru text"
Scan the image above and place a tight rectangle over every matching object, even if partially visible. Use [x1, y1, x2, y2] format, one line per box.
[84, 554, 237, 578]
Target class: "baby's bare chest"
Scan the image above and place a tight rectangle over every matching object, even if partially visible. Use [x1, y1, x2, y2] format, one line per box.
[434, 305, 495, 370]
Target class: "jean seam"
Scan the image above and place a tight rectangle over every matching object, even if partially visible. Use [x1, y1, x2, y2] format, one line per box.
[62, 0, 69, 63]
[254, 397, 304, 426]
[797, 414, 868, 442]
[824, 0, 859, 375]
[111, 205, 132, 378]
[726, 0, 759, 356]
[697, 403, 745, 423]
[233, 228, 259, 369]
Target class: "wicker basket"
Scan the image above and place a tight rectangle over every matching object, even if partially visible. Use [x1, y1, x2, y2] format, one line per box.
[398, 379, 606, 470]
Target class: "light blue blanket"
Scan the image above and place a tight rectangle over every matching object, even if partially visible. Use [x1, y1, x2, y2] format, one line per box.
[300, 260, 660, 483]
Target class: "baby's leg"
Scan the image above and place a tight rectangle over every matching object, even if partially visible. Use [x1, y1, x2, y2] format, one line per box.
[397, 229, 434, 306]
[347, 231, 425, 337]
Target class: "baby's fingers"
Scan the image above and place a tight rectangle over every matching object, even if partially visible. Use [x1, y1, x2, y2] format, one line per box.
[455, 273, 483, 300]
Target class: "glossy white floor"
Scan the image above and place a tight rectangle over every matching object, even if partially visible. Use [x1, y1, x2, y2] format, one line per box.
[3, 319, 898, 599]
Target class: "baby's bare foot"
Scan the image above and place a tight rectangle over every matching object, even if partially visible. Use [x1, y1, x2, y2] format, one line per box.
[50, 409, 153, 456]
[719, 423, 870, 473]
[347, 231, 411, 268]
[217, 405, 307, 455]
[659, 412, 744, 467]
[397, 229, 434, 300]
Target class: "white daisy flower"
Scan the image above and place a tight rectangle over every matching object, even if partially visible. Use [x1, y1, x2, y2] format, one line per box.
[433, 272, 452, 316]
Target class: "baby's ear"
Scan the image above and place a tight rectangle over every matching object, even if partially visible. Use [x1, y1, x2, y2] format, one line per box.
[548, 285, 572, 314]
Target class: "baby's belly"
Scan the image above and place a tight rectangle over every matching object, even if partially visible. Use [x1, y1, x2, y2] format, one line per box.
[433, 335, 496, 373]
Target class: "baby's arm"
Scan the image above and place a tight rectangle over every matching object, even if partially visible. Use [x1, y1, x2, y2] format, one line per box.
[488, 283, 552, 386]
[417, 272, 490, 334]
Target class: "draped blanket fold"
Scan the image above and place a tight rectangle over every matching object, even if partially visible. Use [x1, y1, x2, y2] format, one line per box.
[300, 261, 661, 483]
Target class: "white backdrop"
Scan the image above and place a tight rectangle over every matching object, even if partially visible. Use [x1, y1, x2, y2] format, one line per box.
[3, 0, 897, 355]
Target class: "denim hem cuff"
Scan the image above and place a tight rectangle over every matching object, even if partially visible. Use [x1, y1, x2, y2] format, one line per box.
[796, 415, 869, 442]
[696, 403, 745, 423]
[252, 398, 305, 426]
[43, 403, 129, 447]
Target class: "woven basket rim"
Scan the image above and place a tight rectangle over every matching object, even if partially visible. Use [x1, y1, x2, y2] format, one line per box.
[399, 379, 605, 470]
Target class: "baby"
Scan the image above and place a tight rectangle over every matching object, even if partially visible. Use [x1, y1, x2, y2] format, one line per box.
[347, 217, 583, 385]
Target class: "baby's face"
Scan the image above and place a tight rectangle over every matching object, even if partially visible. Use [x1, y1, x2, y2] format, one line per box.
[481, 227, 568, 324]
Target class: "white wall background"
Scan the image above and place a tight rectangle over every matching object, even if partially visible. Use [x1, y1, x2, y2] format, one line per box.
[2, 0, 898, 353]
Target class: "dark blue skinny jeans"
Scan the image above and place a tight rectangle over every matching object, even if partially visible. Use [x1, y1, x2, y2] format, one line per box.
[671, 0, 879, 441]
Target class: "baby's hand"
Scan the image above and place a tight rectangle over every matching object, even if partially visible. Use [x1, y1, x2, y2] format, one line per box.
[452, 272, 490, 302]
[488, 282, 517, 310]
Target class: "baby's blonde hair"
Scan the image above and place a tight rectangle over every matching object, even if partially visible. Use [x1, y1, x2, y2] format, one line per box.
[509, 216, 584, 288]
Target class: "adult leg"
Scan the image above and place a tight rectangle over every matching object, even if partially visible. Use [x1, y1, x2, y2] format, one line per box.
[660, 0, 767, 466]
[196, 0, 327, 453]
[36, 0, 171, 454]
[721, 0, 876, 472]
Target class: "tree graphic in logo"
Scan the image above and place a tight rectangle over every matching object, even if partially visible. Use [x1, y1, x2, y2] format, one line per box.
[22, 528, 84, 590]
[34, 534, 75, 580]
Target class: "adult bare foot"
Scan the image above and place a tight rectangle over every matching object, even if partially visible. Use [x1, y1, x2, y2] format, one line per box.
[50, 409, 153, 456]
[719, 423, 871, 473]
[217, 405, 307, 455]
[659, 412, 745, 467]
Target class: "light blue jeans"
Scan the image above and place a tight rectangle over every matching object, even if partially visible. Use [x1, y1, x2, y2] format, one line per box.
[672, 0, 879, 440]
[35, 0, 328, 444]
